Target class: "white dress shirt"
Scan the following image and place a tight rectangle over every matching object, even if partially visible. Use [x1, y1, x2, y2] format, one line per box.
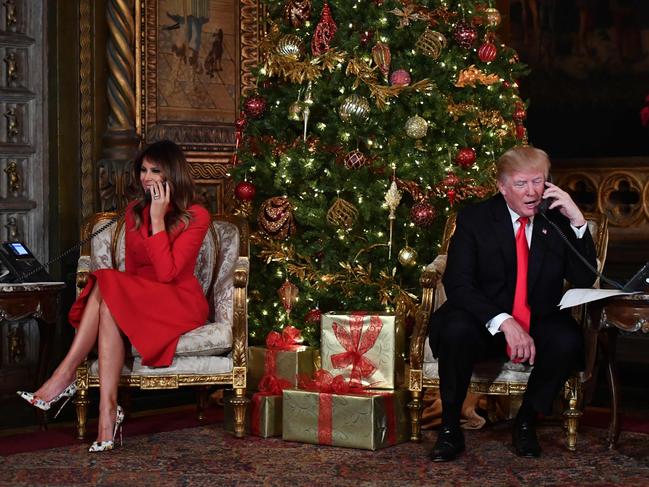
[485, 207, 588, 335]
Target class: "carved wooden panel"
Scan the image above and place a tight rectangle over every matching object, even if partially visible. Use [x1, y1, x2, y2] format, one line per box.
[553, 157, 649, 267]
[0, 0, 48, 394]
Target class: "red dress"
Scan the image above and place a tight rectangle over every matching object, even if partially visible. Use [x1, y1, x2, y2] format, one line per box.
[69, 202, 210, 367]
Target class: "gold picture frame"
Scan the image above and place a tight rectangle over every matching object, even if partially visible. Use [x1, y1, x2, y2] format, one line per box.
[135, 0, 262, 213]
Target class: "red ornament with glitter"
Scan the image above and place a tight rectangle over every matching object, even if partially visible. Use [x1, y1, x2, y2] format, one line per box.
[311, 2, 337, 56]
[410, 201, 437, 227]
[389, 69, 411, 86]
[478, 41, 497, 63]
[455, 147, 476, 168]
[515, 124, 526, 140]
[513, 104, 527, 122]
[304, 308, 322, 326]
[243, 95, 267, 119]
[446, 188, 457, 206]
[235, 181, 256, 201]
[453, 21, 478, 49]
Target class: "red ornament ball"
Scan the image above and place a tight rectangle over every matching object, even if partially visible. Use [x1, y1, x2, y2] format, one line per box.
[304, 308, 322, 325]
[389, 69, 411, 86]
[455, 147, 477, 168]
[515, 124, 526, 140]
[453, 21, 478, 49]
[513, 104, 527, 122]
[235, 181, 256, 201]
[343, 150, 368, 170]
[360, 30, 374, 46]
[410, 201, 437, 227]
[478, 41, 497, 63]
[243, 95, 267, 119]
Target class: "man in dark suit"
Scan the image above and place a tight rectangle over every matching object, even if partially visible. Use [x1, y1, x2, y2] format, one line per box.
[428, 146, 597, 461]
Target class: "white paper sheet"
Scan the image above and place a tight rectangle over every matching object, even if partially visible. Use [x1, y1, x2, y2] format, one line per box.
[559, 288, 639, 309]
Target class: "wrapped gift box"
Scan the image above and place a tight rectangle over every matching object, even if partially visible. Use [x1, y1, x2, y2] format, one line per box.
[282, 388, 409, 450]
[320, 312, 404, 389]
[223, 389, 283, 438]
[248, 345, 318, 392]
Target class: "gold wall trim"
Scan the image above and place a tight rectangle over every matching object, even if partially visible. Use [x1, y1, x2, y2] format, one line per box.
[79, 0, 94, 219]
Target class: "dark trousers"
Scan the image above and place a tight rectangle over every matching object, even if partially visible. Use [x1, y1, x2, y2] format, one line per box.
[433, 308, 584, 426]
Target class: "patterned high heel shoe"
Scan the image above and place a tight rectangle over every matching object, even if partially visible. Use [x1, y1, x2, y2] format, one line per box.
[88, 405, 125, 453]
[16, 381, 77, 419]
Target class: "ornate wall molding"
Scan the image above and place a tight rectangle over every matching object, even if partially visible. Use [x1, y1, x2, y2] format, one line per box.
[554, 157, 649, 266]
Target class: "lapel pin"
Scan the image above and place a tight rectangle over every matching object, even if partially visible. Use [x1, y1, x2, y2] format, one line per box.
[542, 228, 548, 235]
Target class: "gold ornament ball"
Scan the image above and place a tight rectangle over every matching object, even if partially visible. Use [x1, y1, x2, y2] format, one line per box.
[276, 34, 305, 59]
[416, 29, 447, 59]
[338, 94, 371, 123]
[288, 101, 303, 121]
[405, 115, 428, 139]
[484, 8, 502, 28]
[398, 246, 418, 267]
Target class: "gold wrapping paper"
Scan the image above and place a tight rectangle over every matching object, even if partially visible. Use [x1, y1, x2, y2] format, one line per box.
[248, 346, 318, 392]
[223, 389, 283, 438]
[282, 389, 409, 450]
[320, 313, 404, 389]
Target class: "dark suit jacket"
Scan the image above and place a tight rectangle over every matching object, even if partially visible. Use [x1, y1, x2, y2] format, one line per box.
[429, 193, 598, 357]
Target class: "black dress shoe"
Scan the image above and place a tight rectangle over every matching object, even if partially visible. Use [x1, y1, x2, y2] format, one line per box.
[512, 420, 541, 458]
[430, 425, 465, 462]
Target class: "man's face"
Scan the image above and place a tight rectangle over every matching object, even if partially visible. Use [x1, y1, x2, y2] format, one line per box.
[497, 169, 546, 218]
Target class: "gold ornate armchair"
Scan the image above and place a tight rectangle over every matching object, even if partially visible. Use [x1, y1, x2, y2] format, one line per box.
[408, 212, 609, 450]
[73, 212, 249, 439]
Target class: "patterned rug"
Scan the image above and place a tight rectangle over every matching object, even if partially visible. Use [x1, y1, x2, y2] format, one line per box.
[1, 419, 648, 486]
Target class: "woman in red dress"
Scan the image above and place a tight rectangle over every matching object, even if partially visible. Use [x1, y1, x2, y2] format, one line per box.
[18, 140, 210, 452]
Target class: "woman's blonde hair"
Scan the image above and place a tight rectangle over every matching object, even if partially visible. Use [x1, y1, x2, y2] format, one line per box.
[131, 140, 196, 231]
[496, 145, 551, 182]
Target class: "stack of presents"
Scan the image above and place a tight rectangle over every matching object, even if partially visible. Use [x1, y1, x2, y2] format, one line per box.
[225, 312, 409, 450]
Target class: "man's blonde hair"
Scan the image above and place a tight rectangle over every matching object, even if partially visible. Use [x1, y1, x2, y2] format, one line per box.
[496, 145, 550, 182]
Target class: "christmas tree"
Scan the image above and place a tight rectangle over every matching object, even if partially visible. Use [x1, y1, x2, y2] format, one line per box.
[232, 0, 528, 345]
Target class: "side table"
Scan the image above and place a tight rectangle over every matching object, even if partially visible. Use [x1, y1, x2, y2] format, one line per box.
[0, 282, 66, 426]
[587, 293, 649, 449]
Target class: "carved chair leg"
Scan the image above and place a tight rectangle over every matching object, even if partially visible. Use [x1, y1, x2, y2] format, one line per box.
[563, 376, 581, 451]
[231, 387, 249, 438]
[196, 386, 210, 421]
[408, 388, 423, 442]
[75, 386, 89, 440]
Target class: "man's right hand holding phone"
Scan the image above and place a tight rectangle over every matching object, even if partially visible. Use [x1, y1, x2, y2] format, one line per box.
[541, 181, 586, 228]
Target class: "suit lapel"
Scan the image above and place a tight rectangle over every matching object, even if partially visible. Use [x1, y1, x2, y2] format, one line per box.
[490, 195, 517, 294]
[528, 215, 550, 294]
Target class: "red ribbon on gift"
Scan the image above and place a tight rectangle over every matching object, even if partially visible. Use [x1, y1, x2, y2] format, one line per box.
[330, 312, 383, 387]
[297, 370, 371, 445]
[261, 325, 305, 387]
[251, 375, 291, 436]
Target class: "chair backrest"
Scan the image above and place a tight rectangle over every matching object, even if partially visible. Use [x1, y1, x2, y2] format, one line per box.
[81, 212, 248, 324]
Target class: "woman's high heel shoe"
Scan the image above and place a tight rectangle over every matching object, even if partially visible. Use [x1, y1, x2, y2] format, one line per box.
[16, 381, 77, 418]
[88, 405, 125, 453]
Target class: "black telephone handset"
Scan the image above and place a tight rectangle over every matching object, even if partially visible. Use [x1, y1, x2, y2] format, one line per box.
[537, 174, 555, 216]
[0, 209, 126, 284]
[145, 181, 167, 203]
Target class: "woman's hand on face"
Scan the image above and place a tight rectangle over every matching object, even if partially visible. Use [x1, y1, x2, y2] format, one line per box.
[149, 180, 170, 226]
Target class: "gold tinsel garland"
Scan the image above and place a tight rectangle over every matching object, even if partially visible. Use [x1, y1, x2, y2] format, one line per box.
[251, 233, 417, 312]
[263, 47, 346, 84]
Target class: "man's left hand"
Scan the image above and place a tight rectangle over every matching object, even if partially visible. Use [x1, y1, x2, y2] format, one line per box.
[542, 182, 586, 227]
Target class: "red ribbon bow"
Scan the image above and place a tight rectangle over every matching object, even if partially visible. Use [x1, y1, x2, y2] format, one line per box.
[265, 325, 304, 351]
[330, 312, 383, 387]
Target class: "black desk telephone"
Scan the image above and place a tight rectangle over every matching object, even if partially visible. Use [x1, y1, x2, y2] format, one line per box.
[0, 211, 124, 284]
[0, 242, 54, 283]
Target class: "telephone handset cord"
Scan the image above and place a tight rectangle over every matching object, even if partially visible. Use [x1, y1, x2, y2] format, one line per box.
[18, 209, 127, 282]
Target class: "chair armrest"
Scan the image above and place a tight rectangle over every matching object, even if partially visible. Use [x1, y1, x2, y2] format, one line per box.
[231, 257, 249, 370]
[76, 255, 91, 296]
[409, 255, 447, 371]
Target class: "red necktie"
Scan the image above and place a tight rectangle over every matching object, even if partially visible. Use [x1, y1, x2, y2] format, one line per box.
[509, 216, 530, 361]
